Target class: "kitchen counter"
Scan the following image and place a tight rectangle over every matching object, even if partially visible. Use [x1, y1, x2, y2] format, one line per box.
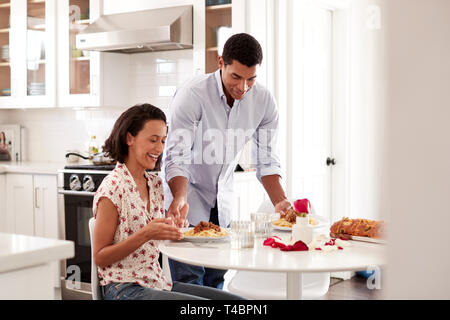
[0, 232, 74, 299]
[0, 161, 66, 175]
[0, 232, 74, 273]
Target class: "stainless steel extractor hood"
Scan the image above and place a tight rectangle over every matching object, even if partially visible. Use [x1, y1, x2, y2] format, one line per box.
[76, 5, 193, 53]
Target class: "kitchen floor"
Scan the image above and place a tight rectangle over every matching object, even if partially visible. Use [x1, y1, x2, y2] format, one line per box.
[61, 276, 383, 300]
[319, 276, 383, 300]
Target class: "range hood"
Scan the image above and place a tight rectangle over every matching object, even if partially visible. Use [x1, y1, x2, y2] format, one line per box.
[76, 5, 193, 53]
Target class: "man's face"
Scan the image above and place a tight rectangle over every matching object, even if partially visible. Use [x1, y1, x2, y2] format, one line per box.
[219, 57, 258, 101]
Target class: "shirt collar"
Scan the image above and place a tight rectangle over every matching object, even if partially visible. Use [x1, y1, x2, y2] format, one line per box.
[214, 69, 226, 99]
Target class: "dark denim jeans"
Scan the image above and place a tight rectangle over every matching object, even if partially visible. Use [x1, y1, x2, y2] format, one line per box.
[168, 259, 228, 289]
[102, 281, 245, 300]
[169, 201, 227, 289]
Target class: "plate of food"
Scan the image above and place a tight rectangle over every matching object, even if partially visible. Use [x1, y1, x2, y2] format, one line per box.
[272, 209, 328, 231]
[182, 221, 229, 242]
[329, 217, 387, 244]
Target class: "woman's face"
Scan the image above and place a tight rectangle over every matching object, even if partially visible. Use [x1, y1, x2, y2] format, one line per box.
[126, 120, 167, 170]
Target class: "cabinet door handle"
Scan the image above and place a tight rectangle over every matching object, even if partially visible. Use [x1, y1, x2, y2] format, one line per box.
[34, 187, 40, 209]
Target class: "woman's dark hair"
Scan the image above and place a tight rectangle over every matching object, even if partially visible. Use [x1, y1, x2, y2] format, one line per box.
[222, 33, 263, 67]
[103, 103, 167, 170]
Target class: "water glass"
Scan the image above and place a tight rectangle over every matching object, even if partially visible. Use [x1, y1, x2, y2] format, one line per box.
[251, 212, 274, 238]
[230, 220, 254, 249]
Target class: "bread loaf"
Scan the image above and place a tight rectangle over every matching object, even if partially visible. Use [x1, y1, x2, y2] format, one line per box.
[330, 217, 386, 239]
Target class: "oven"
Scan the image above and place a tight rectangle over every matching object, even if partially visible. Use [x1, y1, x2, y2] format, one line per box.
[57, 164, 115, 297]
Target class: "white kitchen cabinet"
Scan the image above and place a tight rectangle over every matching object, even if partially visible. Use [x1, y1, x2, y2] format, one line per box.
[0, 172, 6, 232]
[0, 0, 129, 109]
[4, 172, 60, 289]
[0, 0, 57, 109]
[5, 173, 58, 238]
[33, 174, 58, 238]
[56, 0, 130, 108]
[5, 174, 34, 235]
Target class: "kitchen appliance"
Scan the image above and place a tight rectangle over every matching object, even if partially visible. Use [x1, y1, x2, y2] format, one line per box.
[64, 151, 115, 165]
[58, 164, 115, 297]
[0, 124, 24, 162]
[76, 5, 193, 53]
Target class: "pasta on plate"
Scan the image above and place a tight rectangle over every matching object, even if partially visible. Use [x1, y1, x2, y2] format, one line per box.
[183, 221, 228, 238]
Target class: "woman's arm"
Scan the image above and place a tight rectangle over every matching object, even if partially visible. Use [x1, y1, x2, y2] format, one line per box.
[93, 197, 183, 268]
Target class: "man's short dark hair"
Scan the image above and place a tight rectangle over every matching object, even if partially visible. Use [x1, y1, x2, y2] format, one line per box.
[103, 103, 167, 169]
[222, 33, 263, 67]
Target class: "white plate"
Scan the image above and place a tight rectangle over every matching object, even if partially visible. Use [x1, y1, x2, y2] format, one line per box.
[181, 227, 230, 242]
[272, 214, 329, 231]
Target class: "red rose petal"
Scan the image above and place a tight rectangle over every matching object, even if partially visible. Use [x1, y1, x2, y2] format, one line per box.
[292, 240, 309, 251]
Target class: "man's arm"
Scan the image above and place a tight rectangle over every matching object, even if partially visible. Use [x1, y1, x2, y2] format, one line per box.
[254, 93, 290, 213]
[261, 174, 291, 214]
[164, 87, 200, 227]
[168, 176, 188, 202]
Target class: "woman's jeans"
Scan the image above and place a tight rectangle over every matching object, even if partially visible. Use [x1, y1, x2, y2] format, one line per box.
[102, 282, 245, 300]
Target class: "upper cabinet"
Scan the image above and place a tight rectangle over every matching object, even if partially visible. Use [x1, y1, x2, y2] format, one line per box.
[57, 0, 129, 108]
[0, 0, 56, 108]
[0, 0, 12, 102]
[205, 2, 231, 73]
[194, 0, 245, 75]
[0, 0, 128, 109]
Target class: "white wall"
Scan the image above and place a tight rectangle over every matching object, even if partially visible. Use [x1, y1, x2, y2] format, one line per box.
[0, 50, 193, 162]
[383, 0, 450, 299]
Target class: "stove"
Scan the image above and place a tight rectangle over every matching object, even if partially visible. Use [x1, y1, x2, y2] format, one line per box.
[63, 164, 116, 171]
[58, 164, 116, 297]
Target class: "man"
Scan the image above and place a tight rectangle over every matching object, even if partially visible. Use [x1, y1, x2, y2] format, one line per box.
[162, 33, 291, 289]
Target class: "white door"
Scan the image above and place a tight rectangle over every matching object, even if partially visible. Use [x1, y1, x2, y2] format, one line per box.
[288, 3, 332, 221]
[6, 174, 34, 235]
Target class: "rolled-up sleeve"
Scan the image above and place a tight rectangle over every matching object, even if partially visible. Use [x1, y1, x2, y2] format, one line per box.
[163, 87, 202, 183]
[252, 94, 283, 182]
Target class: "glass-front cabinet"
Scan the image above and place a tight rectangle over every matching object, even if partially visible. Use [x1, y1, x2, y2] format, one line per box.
[0, 0, 56, 108]
[26, 0, 47, 97]
[58, 0, 99, 107]
[205, 0, 232, 73]
[0, 0, 11, 99]
[57, 0, 129, 108]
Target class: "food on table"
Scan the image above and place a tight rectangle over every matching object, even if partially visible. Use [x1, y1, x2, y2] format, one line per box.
[330, 217, 386, 239]
[183, 221, 228, 237]
[273, 209, 318, 228]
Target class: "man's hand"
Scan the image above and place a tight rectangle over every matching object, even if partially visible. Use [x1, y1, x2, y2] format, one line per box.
[166, 197, 189, 228]
[274, 198, 292, 217]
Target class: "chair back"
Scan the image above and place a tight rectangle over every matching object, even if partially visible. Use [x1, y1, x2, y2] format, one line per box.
[89, 217, 102, 300]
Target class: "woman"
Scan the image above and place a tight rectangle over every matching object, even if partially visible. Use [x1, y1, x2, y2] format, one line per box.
[93, 103, 244, 300]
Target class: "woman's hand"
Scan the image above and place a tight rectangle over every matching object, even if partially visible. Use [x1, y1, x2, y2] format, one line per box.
[143, 218, 184, 241]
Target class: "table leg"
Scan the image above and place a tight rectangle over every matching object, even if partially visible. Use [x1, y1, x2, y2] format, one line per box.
[286, 272, 303, 300]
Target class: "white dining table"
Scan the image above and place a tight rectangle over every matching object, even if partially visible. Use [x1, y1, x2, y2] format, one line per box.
[159, 231, 387, 300]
